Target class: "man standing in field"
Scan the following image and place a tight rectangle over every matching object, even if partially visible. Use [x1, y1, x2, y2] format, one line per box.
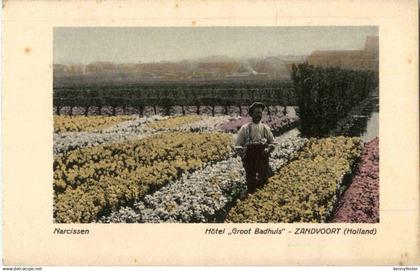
[235, 102, 275, 193]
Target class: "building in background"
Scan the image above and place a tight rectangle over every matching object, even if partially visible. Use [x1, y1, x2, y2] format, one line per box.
[307, 36, 378, 71]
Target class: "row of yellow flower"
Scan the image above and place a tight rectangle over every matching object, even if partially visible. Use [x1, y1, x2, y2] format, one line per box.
[53, 115, 136, 133]
[146, 115, 203, 129]
[53, 132, 233, 223]
[225, 137, 363, 223]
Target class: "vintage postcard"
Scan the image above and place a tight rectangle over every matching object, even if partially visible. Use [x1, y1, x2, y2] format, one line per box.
[2, 0, 419, 266]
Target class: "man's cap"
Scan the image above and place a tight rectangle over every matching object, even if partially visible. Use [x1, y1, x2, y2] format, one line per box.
[248, 102, 266, 114]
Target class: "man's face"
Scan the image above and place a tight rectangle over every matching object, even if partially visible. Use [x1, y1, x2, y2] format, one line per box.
[251, 107, 263, 123]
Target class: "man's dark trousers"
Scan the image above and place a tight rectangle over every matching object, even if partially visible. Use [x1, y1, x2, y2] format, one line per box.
[242, 143, 272, 193]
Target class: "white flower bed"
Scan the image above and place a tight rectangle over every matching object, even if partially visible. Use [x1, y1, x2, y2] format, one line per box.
[176, 115, 235, 132]
[53, 115, 167, 155]
[101, 129, 307, 223]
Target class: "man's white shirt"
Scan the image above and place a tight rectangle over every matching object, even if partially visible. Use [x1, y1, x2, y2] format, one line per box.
[235, 122, 274, 147]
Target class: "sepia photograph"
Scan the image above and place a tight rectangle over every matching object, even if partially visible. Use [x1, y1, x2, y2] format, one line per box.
[53, 26, 379, 224]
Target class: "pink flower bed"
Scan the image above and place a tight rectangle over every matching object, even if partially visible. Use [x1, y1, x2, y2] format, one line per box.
[332, 137, 379, 223]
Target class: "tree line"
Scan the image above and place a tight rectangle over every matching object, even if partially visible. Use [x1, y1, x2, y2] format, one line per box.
[292, 63, 378, 137]
[53, 80, 296, 116]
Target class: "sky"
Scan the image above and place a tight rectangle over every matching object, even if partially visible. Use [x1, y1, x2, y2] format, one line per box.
[53, 26, 378, 65]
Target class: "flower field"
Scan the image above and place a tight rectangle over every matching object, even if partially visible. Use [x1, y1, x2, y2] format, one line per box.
[331, 138, 379, 223]
[53, 115, 232, 155]
[53, 113, 379, 223]
[54, 115, 136, 133]
[146, 115, 203, 129]
[100, 129, 306, 223]
[54, 115, 167, 155]
[54, 131, 233, 223]
[226, 137, 363, 223]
